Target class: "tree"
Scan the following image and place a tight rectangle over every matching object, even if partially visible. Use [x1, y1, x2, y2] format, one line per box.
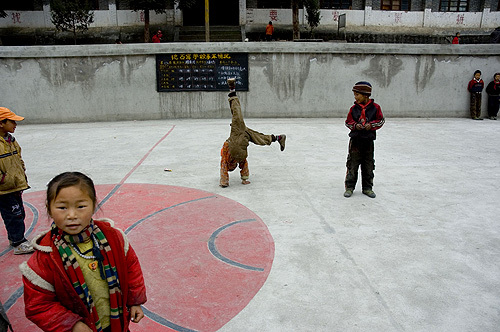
[304, 0, 321, 38]
[50, 0, 94, 44]
[128, 0, 197, 43]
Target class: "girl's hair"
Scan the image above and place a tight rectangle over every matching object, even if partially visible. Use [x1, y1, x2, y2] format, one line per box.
[46, 172, 97, 212]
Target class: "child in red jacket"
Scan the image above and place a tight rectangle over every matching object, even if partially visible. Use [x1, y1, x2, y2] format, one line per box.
[467, 70, 484, 120]
[344, 81, 385, 198]
[20, 172, 147, 332]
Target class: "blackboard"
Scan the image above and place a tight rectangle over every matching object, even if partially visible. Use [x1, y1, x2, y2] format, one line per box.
[156, 53, 249, 92]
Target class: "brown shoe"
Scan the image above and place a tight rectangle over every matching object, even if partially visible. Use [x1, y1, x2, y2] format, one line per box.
[278, 134, 286, 151]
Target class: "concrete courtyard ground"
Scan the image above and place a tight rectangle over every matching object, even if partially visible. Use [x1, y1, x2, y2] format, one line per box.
[1, 117, 499, 331]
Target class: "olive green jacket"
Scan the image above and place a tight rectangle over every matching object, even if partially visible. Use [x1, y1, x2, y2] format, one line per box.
[0, 134, 29, 195]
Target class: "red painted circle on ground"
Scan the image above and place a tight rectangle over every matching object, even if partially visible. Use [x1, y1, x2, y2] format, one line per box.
[0, 184, 275, 332]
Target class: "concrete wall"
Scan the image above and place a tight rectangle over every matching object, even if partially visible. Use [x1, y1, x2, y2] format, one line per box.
[0, 42, 499, 123]
[245, 8, 500, 31]
[2, 7, 499, 31]
[0, 8, 170, 29]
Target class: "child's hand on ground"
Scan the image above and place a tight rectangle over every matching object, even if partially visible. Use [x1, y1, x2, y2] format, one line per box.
[72, 321, 93, 332]
[130, 305, 145, 323]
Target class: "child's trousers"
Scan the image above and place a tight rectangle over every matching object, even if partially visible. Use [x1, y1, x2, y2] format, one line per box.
[488, 95, 500, 117]
[470, 92, 482, 118]
[345, 138, 375, 191]
[220, 141, 249, 186]
[227, 96, 273, 161]
[0, 191, 27, 247]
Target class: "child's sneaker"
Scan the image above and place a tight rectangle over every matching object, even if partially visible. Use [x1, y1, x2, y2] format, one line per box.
[13, 241, 34, 255]
[344, 189, 353, 197]
[227, 78, 236, 91]
[278, 134, 286, 151]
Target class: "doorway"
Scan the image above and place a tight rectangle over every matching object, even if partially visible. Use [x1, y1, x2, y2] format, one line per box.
[183, 0, 239, 26]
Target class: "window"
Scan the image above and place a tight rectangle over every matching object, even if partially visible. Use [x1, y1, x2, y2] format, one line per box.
[320, 0, 352, 9]
[381, 0, 410, 10]
[2, 0, 41, 10]
[439, 0, 468, 11]
[257, 0, 293, 8]
[88, 0, 100, 10]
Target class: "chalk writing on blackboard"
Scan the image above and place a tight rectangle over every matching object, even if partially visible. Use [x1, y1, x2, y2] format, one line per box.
[156, 53, 249, 92]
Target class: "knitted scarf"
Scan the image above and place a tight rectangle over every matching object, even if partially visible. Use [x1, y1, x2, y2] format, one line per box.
[51, 220, 123, 332]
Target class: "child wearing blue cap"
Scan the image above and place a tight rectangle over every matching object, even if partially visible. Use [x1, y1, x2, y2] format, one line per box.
[344, 82, 385, 198]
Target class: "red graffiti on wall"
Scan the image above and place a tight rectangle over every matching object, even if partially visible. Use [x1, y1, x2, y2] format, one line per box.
[11, 12, 21, 24]
[395, 13, 402, 23]
[332, 11, 339, 21]
[269, 10, 278, 21]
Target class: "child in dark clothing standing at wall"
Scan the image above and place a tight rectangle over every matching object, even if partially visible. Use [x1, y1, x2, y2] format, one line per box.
[344, 82, 385, 199]
[467, 70, 484, 120]
[486, 72, 500, 120]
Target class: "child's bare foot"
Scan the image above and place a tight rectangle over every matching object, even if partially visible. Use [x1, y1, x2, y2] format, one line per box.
[241, 179, 251, 185]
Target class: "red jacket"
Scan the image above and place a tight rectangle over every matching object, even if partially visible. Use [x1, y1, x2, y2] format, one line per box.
[345, 99, 385, 140]
[20, 219, 147, 332]
[152, 33, 162, 43]
[467, 78, 484, 93]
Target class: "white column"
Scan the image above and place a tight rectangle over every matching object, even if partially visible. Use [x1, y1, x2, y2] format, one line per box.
[43, 3, 52, 28]
[108, 0, 118, 26]
[239, 0, 246, 25]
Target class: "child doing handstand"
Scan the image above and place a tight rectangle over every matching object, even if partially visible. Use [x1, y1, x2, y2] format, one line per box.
[21, 172, 147, 332]
[220, 78, 286, 187]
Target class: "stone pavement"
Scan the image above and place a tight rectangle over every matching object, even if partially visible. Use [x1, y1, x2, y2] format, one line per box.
[1, 117, 499, 332]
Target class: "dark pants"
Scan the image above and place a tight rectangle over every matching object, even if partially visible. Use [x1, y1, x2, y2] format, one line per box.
[470, 93, 482, 118]
[0, 191, 27, 247]
[345, 138, 375, 191]
[487, 95, 500, 117]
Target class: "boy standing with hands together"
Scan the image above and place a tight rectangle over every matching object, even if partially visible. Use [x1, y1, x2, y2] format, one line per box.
[467, 70, 484, 120]
[344, 82, 385, 198]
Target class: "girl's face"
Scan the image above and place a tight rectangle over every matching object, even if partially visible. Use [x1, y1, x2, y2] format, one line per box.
[474, 73, 481, 80]
[495, 75, 500, 82]
[49, 185, 95, 235]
